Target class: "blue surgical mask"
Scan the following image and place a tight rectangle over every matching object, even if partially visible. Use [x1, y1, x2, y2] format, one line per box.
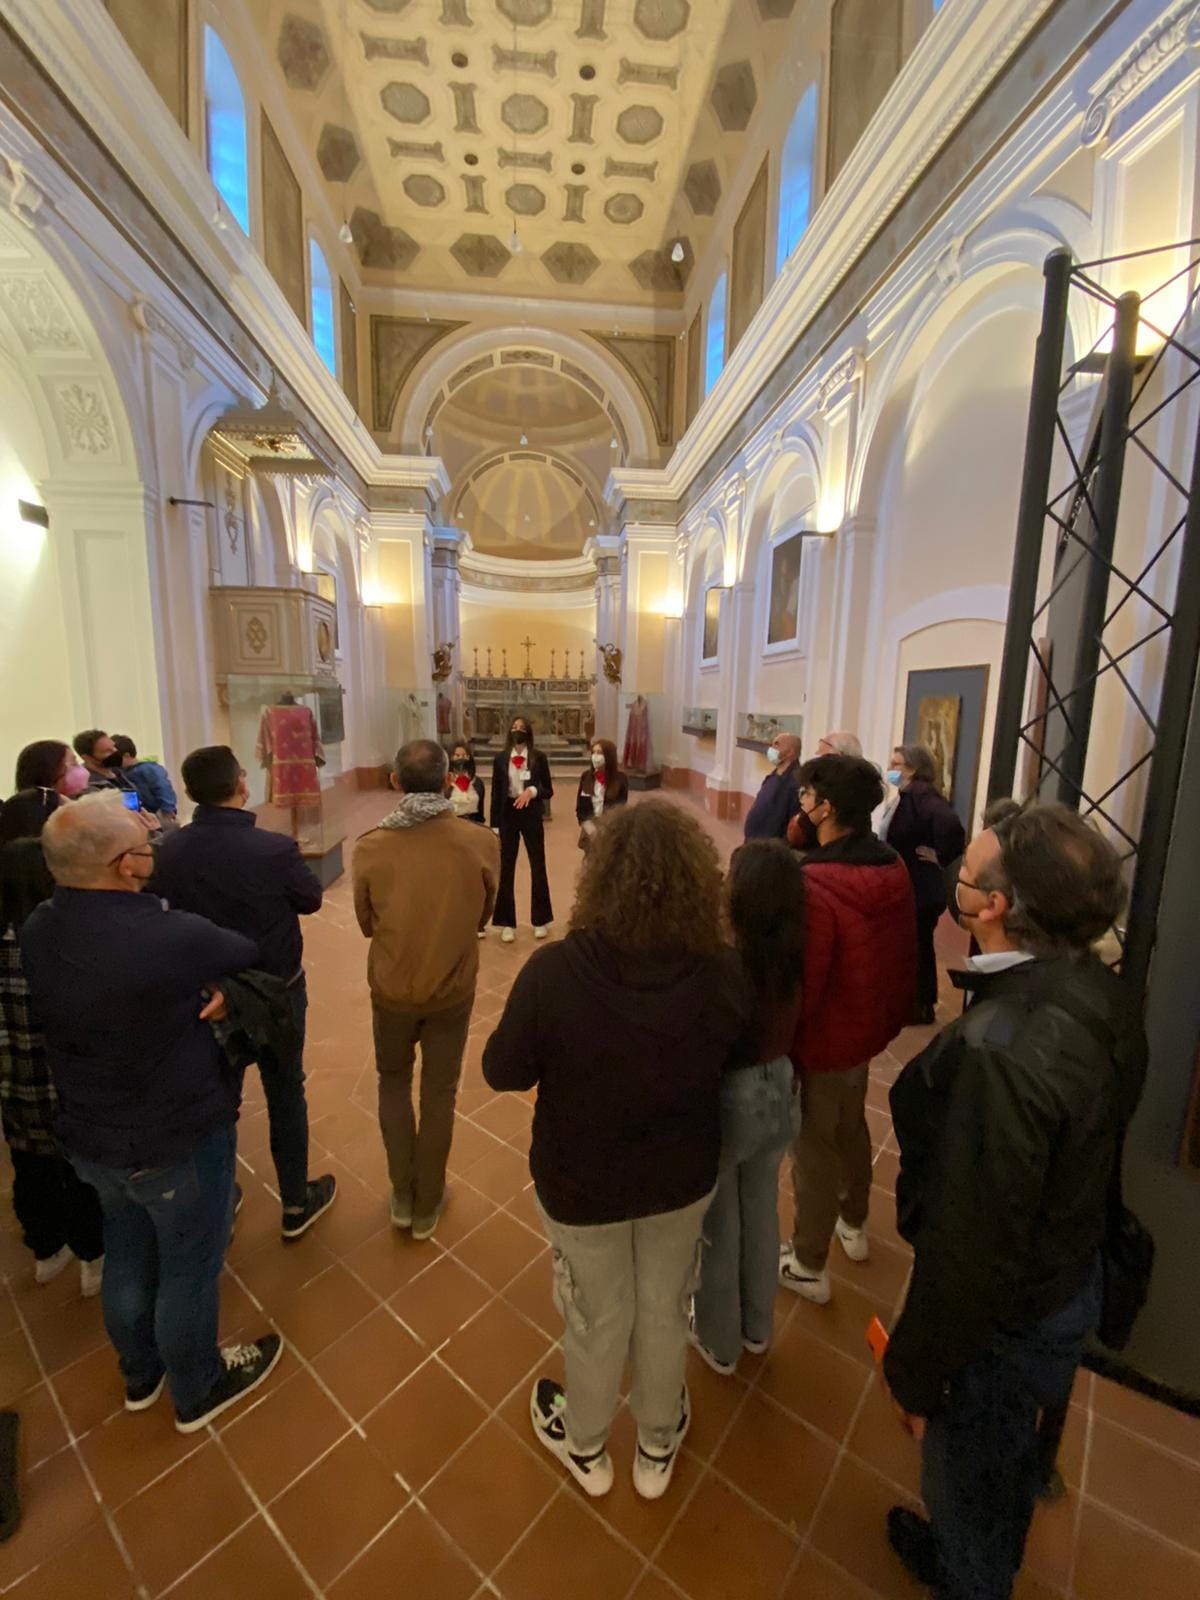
[886, 768, 902, 787]
[766, 745, 781, 766]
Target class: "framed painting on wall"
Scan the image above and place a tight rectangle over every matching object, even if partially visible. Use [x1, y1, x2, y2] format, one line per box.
[903, 664, 990, 830]
[702, 588, 721, 662]
[766, 532, 804, 648]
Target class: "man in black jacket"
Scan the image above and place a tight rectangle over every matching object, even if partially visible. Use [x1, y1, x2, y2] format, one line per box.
[883, 804, 1146, 1600]
[743, 731, 802, 840]
[153, 746, 336, 1241]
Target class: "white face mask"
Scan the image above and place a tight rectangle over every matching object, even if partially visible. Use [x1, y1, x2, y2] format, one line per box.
[766, 746, 781, 766]
[591, 752, 605, 771]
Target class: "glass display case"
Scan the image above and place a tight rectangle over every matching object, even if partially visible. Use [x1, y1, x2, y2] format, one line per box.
[682, 706, 718, 738]
[736, 711, 804, 753]
[221, 673, 347, 883]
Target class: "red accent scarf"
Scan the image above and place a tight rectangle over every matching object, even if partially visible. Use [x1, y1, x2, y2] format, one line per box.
[453, 774, 471, 792]
[511, 754, 526, 771]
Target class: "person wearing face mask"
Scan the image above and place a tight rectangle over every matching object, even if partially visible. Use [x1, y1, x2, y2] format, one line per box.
[743, 732, 802, 841]
[490, 717, 554, 944]
[778, 755, 916, 1306]
[0, 786, 104, 1298]
[446, 740, 486, 825]
[12, 740, 90, 803]
[20, 793, 283, 1434]
[882, 745, 967, 1026]
[73, 730, 137, 795]
[575, 739, 628, 851]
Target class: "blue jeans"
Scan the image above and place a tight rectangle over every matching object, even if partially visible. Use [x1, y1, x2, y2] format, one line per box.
[921, 1266, 1102, 1600]
[70, 1127, 236, 1415]
[693, 1058, 799, 1367]
[256, 976, 309, 1212]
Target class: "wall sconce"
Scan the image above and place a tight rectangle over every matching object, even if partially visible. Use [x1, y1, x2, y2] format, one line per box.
[18, 499, 49, 528]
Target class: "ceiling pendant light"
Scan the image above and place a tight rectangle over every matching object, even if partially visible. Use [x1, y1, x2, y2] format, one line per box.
[670, 239, 685, 263]
[610, 436, 619, 451]
[338, 220, 353, 244]
[519, 431, 529, 446]
[509, 225, 522, 255]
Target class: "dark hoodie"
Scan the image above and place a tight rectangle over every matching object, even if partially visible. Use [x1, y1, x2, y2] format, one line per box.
[483, 929, 750, 1225]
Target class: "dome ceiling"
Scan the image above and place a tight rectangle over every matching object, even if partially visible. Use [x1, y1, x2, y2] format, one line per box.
[456, 451, 601, 561]
[250, 0, 800, 304]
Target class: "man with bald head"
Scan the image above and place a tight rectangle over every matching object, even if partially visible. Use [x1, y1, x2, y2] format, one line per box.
[743, 730, 803, 840]
[20, 794, 282, 1434]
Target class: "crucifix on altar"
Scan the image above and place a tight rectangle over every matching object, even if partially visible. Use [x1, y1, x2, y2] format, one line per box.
[521, 635, 537, 678]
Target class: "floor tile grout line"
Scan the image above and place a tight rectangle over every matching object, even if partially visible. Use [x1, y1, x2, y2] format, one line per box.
[205, 1428, 327, 1599]
[1075, 1487, 1200, 1562]
[784, 1348, 879, 1590]
[149, 1505, 262, 1600]
[5, 1282, 150, 1599]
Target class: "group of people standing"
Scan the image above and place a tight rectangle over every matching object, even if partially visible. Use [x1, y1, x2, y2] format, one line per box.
[1, 714, 1149, 1600]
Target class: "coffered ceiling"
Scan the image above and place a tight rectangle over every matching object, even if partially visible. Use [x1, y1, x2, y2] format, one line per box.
[249, 0, 800, 305]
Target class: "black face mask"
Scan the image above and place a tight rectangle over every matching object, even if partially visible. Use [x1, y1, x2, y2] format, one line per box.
[791, 808, 818, 852]
[450, 760, 470, 774]
[510, 730, 529, 746]
[102, 752, 124, 770]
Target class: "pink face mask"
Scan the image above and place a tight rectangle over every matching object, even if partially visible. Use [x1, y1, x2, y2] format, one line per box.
[59, 764, 90, 798]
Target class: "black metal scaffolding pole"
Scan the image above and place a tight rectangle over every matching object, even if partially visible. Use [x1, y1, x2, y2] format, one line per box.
[1123, 403, 1200, 997]
[988, 248, 1073, 803]
[1055, 291, 1141, 806]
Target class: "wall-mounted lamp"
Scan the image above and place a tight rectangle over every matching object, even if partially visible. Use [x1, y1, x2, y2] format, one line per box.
[17, 499, 49, 528]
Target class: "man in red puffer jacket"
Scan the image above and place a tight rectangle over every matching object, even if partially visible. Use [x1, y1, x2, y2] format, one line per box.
[780, 754, 916, 1304]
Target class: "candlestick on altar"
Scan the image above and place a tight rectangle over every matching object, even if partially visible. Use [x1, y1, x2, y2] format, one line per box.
[578, 650, 585, 680]
[486, 647, 493, 676]
[549, 649, 556, 679]
[473, 647, 479, 676]
[502, 648, 508, 676]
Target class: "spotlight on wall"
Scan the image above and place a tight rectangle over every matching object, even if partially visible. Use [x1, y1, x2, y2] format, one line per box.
[338, 220, 354, 244]
[610, 436, 619, 451]
[670, 240, 685, 264]
[17, 499, 49, 529]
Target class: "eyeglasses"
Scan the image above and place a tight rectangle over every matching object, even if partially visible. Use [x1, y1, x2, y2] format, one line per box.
[108, 846, 154, 866]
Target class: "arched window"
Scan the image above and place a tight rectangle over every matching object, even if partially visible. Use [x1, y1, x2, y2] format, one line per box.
[776, 84, 818, 274]
[309, 237, 337, 376]
[203, 26, 250, 233]
[704, 270, 728, 397]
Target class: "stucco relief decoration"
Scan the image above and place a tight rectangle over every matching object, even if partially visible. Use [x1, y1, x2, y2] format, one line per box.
[0, 159, 50, 229]
[224, 480, 241, 556]
[245, 614, 270, 656]
[1081, 0, 1200, 146]
[816, 348, 864, 415]
[599, 642, 623, 685]
[1, 277, 81, 352]
[130, 297, 196, 371]
[55, 383, 114, 456]
[432, 641, 454, 681]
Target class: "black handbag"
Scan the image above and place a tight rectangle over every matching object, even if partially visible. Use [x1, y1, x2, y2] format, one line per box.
[1096, 1159, 1155, 1352]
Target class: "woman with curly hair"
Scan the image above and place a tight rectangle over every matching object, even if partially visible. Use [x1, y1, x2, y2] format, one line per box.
[484, 800, 749, 1504]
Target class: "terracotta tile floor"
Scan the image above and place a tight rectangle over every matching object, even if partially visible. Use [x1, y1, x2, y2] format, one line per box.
[2, 789, 1199, 1599]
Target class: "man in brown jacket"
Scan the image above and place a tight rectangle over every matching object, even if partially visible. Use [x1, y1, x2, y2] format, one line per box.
[353, 740, 499, 1239]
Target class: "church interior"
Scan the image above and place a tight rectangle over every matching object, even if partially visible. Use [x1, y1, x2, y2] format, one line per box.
[2, 0, 1200, 1596]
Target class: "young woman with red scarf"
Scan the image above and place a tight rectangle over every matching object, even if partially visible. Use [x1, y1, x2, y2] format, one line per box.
[446, 741, 485, 824]
[575, 739, 628, 851]
[489, 718, 554, 944]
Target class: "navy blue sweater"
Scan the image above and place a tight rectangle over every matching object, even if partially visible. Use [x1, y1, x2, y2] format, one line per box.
[152, 806, 322, 979]
[743, 765, 802, 841]
[21, 888, 257, 1168]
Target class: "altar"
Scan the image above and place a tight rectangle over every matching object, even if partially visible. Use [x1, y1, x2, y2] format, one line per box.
[462, 674, 595, 744]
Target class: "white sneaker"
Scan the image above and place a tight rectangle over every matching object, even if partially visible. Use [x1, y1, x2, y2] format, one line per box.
[389, 1192, 413, 1230]
[34, 1245, 72, 1285]
[632, 1388, 690, 1501]
[530, 1378, 614, 1497]
[533, 925, 549, 940]
[779, 1246, 832, 1304]
[477, 929, 486, 940]
[687, 1327, 736, 1377]
[80, 1256, 104, 1298]
[412, 1195, 447, 1241]
[743, 1336, 770, 1356]
[500, 928, 516, 944]
[835, 1218, 870, 1263]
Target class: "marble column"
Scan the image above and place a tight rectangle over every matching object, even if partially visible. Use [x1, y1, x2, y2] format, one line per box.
[586, 534, 623, 742]
[429, 525, 465, 738]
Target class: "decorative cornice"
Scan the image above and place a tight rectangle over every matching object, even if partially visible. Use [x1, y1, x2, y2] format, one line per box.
[459, 563, 595, 594]
[816, 348, 865, 415]
[130, 295, 194, 371]
[1082, 0, 1200, 146]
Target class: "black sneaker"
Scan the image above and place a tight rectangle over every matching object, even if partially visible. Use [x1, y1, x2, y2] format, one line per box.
[0, 1412, 20, 1543]
[529, 1378, 614, 1497]
[125, 1374, 166, 1413]
[887, 1505, 941, 1587]
[1038, 1467, 1066, 1502]
[234, 1183, 244, 1217]
[175, 1335, 283, 1434]
[281, 1175, 338, 1241]
[632, 1387, 690, 1501]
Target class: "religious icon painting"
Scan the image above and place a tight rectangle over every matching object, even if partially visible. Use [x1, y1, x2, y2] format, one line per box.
[702, 587, 721, 661]
[767, 532, 804, 647]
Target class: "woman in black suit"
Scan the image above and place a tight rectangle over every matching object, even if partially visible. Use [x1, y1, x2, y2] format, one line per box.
[490, 717, 553, 943]
[883, 743, 967, 1024]
[575, 739, 629, 852]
